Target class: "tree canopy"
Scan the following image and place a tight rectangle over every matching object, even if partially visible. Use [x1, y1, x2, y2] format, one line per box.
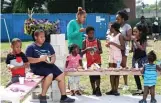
[1, 0, 125, 14]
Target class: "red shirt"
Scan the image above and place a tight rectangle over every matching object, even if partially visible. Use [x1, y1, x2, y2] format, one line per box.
[6, 52, 28, 77]
[85, 39, 101, 67]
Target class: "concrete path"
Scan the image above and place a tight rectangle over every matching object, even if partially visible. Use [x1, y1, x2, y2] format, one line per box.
[25, 95, 161, 103]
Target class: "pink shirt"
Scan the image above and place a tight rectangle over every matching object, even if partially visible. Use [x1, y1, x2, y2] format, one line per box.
[109, 33, 122, 63]
[66, 54, 81, 70]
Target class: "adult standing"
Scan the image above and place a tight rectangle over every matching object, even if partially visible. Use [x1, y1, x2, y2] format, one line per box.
[152, 17, 160, 42]
[137, 16, 149, 35]
[116, 10, 132, 90]
[67, 7, 86, 52]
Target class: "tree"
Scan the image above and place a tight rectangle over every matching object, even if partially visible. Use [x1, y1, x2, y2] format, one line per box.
[1, 0, 16, 13]
[47, 0, 125, 14]
[1, 0, 46, 13]
[2, 0, 125, 13]
[47, 0, 81, 13]
[13, 0, 46, 13]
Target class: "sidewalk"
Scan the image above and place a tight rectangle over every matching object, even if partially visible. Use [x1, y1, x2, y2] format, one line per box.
[25, 95, 161, 103]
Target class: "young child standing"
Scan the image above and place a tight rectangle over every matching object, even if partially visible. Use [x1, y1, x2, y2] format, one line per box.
[82, 26, 102, 96]
[139, 51, 161, 103]
[6, 38, 28, 87]
[65, 44, 83, 96]
[105, 22, 125, 96]
[131, 24, 147, 95]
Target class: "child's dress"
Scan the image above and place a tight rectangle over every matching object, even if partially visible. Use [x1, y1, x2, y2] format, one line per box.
[144, 64, 157, 87]
[66, 54, 81, 90]
[109, 33, 122, 64]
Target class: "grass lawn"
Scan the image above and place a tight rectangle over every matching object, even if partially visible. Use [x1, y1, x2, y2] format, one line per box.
[1, 40, 161, 95]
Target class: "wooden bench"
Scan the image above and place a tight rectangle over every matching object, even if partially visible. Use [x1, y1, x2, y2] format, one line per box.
[0, 73, 44, 103]
[65, 68, 161, 76]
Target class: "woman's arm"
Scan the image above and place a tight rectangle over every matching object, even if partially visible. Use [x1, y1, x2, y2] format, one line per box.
[124, 29, 132, 41]
[27, 56, 47, 64]
[67, 21, 84, 39]
[134, 40, 147, 51]
[110, 35, 125, 50]
[141, 67, 145, 74]
[49, 54, 56, 64]
[130, 41, 134, 53]
[156, 65, 161, 71]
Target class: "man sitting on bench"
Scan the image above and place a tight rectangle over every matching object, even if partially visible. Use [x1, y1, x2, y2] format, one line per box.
[25, 29, 75, 103]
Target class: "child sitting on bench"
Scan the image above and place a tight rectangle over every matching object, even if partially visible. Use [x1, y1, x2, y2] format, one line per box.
[6, 38, 29, 87]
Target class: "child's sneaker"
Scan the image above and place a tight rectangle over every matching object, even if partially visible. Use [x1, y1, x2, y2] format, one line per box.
[38, 94, 47, 102]
[92, 90, 96, 95]
[113, 91, 120, 96]
[71, 90, 75, 96]
[95, 87, 102, 96]
[75, 90, 81, 96]
[151, 99, 157, 103]
[139, 99, 147, 103]
[133, 90, 143, 95]
[106, 90, 114, 95]
[60, 97, 75, 103]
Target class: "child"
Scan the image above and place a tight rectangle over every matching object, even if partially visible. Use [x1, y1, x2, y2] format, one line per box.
[6, 38, 28, 87]
[105, 22, 125, 96]
[139, 51, 161, 103]
[82, 26, 102, 96]
[65, 44, 83, 96]
[131, 24, 147, 95]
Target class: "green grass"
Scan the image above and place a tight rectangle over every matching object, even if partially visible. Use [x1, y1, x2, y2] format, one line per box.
[1, 40, 161, 95]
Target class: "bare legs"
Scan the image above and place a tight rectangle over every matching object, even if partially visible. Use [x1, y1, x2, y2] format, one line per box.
[122, 56, 128, 86]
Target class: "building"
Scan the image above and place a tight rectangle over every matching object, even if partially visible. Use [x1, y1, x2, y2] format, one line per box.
[123, 0, 136, 20]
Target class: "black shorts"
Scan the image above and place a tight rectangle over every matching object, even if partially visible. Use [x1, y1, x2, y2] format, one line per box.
[89, 76, 100, 82]
[32, 64, 63, 80]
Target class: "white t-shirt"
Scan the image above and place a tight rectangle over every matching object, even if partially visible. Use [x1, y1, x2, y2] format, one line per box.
[120, 23, 131, 56]
[120, 23, 131, 37]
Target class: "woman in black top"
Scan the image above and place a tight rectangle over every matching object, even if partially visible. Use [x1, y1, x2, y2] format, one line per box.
[131, 24, 148, 95]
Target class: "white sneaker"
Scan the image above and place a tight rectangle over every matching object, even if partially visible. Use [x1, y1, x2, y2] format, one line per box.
[123, 85, 129, 90]
[154, 38, 157, 42]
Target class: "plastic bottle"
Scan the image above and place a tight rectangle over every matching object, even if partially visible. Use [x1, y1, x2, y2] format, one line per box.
[117, 60, 121, 69]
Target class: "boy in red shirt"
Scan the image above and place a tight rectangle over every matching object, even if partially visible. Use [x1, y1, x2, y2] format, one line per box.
[82, 26, 102, 96]
[6, 38, 28, 87]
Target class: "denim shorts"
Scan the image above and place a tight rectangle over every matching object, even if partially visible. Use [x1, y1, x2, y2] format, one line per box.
[132, 56, 148, 68]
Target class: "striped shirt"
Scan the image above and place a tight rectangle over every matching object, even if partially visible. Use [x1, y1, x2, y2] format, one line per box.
[144, 64, 157, 86]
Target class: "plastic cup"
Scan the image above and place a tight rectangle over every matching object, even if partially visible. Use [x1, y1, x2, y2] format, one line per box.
[135, 63, 139, 70]
[19, 77, 25, 84]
